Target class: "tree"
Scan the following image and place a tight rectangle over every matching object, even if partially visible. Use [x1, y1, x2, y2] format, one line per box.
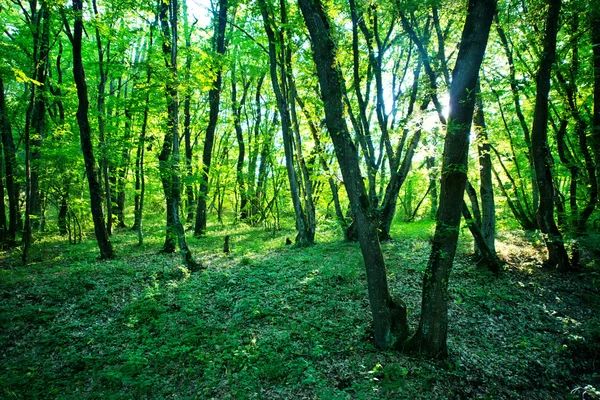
[63, 0, 114, 259]
[298, 0, 409, 349]
[530, 0, 570, 270]
[258, 0, 316, 246]
[195, 0, 229, 236]
[0, 76, 20, 246]
[157, 0, 199, 270]
[406, 0, 496, 357]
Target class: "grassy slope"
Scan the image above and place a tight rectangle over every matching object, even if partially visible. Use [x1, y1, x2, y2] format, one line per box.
[0, 220, 599, 399]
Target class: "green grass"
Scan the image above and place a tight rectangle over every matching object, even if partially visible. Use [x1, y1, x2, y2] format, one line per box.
[0, 220, 599, 399]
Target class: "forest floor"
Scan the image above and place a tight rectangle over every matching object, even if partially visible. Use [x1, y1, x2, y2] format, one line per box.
[1, 219, 599, 399]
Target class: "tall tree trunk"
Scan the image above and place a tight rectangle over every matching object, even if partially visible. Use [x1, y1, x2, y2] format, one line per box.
[232, 64, 250, 221]
[299, 0, 409, 349]
[496, 17, 539, 216]
[158, 0, 199, 270]
[65, 0, 114, 259]
[23, 4, 50, 263]
[183, 0, 195, 224]
[257, 0, 309, 244]
[194, 0, 228, 236]
[531, 0, 570, 270]
[92, 0, 113, 236]
[0, 77, 19, 246]
[406, 0, 496, 358]
[259, 0, 314, 246]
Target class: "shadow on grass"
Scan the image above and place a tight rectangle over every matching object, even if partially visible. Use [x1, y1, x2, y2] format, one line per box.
[0, 220, 598, 399]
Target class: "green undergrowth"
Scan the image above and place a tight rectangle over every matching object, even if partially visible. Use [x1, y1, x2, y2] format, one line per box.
[1, 220, 599, 399]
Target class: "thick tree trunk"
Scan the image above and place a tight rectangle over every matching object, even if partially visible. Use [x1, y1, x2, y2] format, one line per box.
[194, 0, 228, 236]
[406, 0, 496, 358]
[66, 0, 114, 259]
[531, 0, 570, 270]
[299, 0, 408, 349]
[0, 77, 19, 245]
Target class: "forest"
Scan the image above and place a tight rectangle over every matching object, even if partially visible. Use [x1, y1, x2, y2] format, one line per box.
[0, 0, 599, 398]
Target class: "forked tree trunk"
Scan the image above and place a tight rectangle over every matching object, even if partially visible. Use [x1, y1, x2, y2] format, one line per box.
[65, 0, 114, 259]
[299, 0, 408, 349]
[406, 0, 496, 358]
[259, 0, 314, 246]
[531, 0, 570, 270]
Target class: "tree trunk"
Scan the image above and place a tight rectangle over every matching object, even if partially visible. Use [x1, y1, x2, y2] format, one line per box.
[66, 0, 114, 259]
[259, 0, 314, 246]
[22, 3, 50, 263]
[183, 0, 195, 224]
[462, 201, 501, 273]
[406, 0, 496, 358]
[0, 145, 7, 244]
[530, 0, 570, 270]
[496, 17, 539, 216]
[194, 0, 228, 236]
[299, 0, 409, 349]
[0, 77, 19, 246]
[592, 2, 600, 220]
[158, 0, 199, 270]
[92, 0, 113, 236]
[474, 81, 496, 255]
[232, 64, 250, 221]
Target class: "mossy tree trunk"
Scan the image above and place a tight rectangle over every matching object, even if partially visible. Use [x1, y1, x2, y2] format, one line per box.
[406, 0, 496, 358]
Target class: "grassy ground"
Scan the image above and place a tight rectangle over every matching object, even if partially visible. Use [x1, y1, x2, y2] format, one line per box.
[0, 219, 599, 399]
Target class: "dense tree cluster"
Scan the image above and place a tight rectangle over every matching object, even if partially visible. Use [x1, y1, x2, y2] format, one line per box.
[0, 0, 598, 357]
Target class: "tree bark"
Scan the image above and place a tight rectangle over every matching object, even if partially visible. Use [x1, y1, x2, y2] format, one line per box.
[65, 0, 114, 259]
[194, 0, 228, 236]
[530, 0, 570, 270]
[406, 0, 496, 358]
[299, 0, 409, 349]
